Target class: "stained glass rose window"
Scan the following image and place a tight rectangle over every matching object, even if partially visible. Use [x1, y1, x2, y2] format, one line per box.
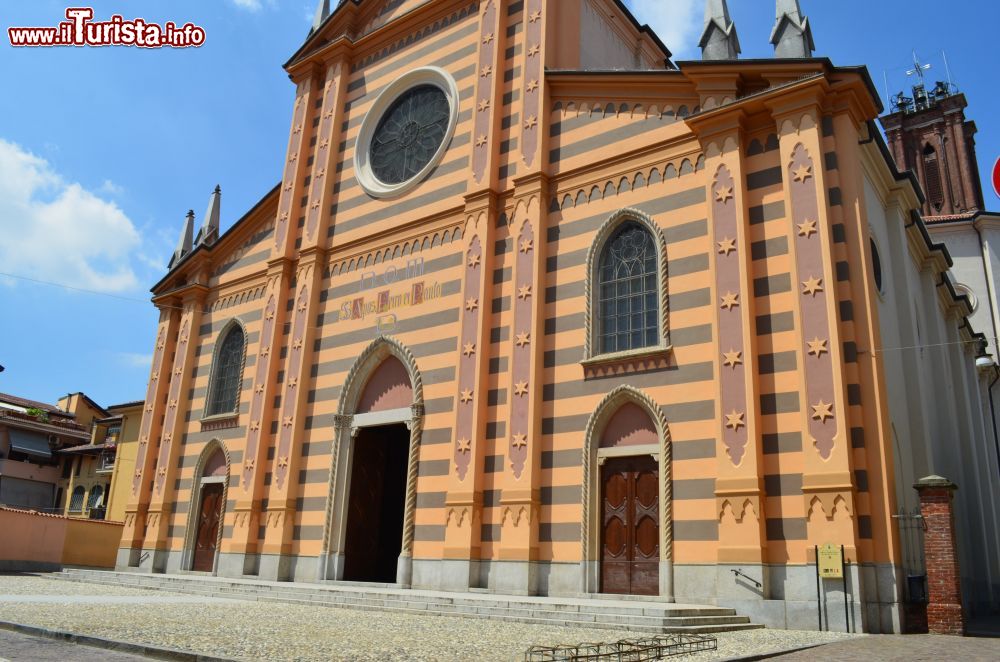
[369, 85, 450, 185]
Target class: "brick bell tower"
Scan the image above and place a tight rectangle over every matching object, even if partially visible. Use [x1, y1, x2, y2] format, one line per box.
[881, 62, 986, 218]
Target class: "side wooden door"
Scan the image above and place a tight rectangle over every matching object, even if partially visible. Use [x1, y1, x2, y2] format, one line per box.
[600, 455, 659, 595]
[192, 482, 223, 572]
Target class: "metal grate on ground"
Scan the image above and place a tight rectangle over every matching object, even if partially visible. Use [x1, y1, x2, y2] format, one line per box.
[524, 633, 717, 661]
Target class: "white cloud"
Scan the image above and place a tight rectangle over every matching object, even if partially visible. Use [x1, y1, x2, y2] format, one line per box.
[231, 0, 263, 11]
[0, 139, 141, 293]
[100, 179, 124, 196]
[628, 0, 703, 60]
[117, 352, 153, 369]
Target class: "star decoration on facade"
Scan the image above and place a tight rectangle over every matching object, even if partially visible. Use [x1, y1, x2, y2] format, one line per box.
[478, 99, 491, 112]
[520, 238, 533, 253]
[151, 371, 159, 382]
[146, 404, 154, 412]
[163, 433, 172, 443]
[512, 433, 527, 448]
[723, 350, 743, 369]
[715, 186, 733, 203]
[287, 377, 298, 389]
[528, 44, 540, 57]
[725, 410, 745, 431]
[460, 389, 474, 404]
[293, 339, 303, 350]
[518, 284, 532, 300]
[289, 153, 298, 163]
[524, 115, 537, 130]
[797, 219, 818, 238]
[255, 384, 265, 394]
[298, 300, 308, 312]
[468, 253, 481, 268]
[476, 134, 488, 148]
[792, 164, 813, 182]
[315, 168, 326, 179]
[717, 237, 737, 256]
[324, 108, 334, 119]
[311, 200, 321, 210]
[277, 456, 289, 469]
[279, 211, 289, 222]
[465, 297, 479, 312]
[463, 342, 476, 357]
[515, 331, 531, 347]
[174, 367, 183, 376]
[293, 123, 302, 134]
[320, 139, 330, 150]
[284, 183, 293, 192]
[168, 399, 177, 409]
[260, 346, 270, 358]
[250, 420, 261, 431]
[811, 400, 834, 423]
[526, 79, 539, 93]
[244, 459, 255, 471]
[156, 341, 165, 351]
[482, 32, 494, 44]
[529, 10, 542, 22]
[157, 467, 167, 478]
[457, 438, 471, 453]
[480, 65, 493, 78]
[807, 338, 829, 358]
[720, 292, 740, 311]
[514, 381, 529, 397]
[282, 416, 294, 428]
[802, 276, 824, 297]
[139, 437, 148, 447]
[265, 309, 275, 320]
[134, 469, 143, 480]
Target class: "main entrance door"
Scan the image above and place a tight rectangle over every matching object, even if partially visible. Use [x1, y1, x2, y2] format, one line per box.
[192, 482, 223, 572]
[600, 455, 659, 595]
[343, 424, 409, 582]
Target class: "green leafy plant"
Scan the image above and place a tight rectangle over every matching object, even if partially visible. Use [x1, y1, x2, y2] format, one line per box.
[25, 407, 49, 422]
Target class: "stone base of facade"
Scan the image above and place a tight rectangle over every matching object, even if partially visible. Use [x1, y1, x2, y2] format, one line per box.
[114, 549, 903, 633]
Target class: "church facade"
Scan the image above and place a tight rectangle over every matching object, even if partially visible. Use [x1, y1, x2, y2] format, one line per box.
[119, 0, 994, 632]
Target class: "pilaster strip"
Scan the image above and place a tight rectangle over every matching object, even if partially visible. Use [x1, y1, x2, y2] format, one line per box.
[454, 234, 482, 480]
[472, 1, 499, 183]
[508, 219, 534, 478]
[240, 284, 279, 490]
[274, 80, 315, 254]
[305, 62, 344, 243]
[519, 0, 543, 168]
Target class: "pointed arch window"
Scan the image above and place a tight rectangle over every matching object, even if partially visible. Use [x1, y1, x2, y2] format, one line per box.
[207, 324, 246, 417]
[598, 222, 659, 354]
[922, 143, 944, 211]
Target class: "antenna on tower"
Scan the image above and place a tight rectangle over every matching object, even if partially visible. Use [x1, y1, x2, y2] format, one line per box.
[942, 50, 956, 93]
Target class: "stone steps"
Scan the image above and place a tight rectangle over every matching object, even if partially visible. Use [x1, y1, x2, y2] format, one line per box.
[52, 569, 762, 635]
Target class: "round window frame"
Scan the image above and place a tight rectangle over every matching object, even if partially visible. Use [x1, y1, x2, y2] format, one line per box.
[354, 67, 459, 199]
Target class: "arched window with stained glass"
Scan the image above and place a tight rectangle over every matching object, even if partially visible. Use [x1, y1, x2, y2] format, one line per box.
[597, 222, 659, 354]
[207, 323, 246, 416]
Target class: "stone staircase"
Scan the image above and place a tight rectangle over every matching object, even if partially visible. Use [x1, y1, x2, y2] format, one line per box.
[51, 568, 761, 635]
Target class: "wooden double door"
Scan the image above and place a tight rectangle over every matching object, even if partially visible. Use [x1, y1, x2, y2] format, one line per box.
[600, 455, 660, 595]
[192, 482, 224, 572]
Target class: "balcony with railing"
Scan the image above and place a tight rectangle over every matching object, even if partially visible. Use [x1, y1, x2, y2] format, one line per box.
[96, 451, 116, 474]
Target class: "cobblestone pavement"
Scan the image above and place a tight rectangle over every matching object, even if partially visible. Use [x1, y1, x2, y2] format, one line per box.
[0, 628, 149, 661]
[774, 634, 1000, 660]
[0, 574, 859, 661]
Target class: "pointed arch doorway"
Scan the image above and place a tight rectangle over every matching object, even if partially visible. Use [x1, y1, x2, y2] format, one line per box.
[183, 443, 229, 573]
[319, 336, 424, 587]
[583, 386, 673, 599]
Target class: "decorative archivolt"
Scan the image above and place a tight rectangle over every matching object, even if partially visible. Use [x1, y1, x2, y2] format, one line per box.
[336, 334, 424, 416]
[207, 284, 267, 313]
[550, 155, 705, 213]
[351, 2, 480, 72]
[581, 385, 673, 565]
[552, 100, 700, 121]
[179, 438, 232, 570]
[326, 223, 463, 277]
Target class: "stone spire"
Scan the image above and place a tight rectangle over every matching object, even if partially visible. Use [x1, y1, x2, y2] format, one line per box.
[699, 0, 740, 61]
[311, 0, 330, 32]
[195, 185, 221, 247]
[770, 0, 815, 58]
[169, 210, 194, 270]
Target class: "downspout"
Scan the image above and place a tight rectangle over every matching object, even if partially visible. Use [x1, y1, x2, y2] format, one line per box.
[974, 221, 1000, 478]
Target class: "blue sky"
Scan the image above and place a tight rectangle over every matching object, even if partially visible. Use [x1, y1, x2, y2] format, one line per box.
[1, 0, 998, 408]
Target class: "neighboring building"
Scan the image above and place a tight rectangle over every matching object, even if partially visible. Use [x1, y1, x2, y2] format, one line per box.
[105, 401, 144, 522]
[56, 400, 143, 521]
[880, 73, 1000, 618]
[117, 0, 997, 632]
[0, 392, 102, 512]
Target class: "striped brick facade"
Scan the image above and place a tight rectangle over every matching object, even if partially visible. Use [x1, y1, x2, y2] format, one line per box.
[119, 0, 989, 633]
